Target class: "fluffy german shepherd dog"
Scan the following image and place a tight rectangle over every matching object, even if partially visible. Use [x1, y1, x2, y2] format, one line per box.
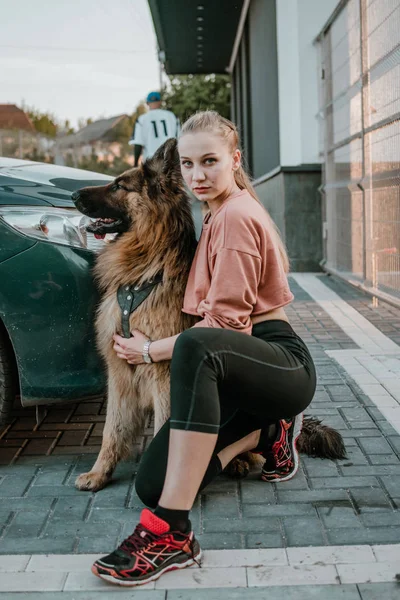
[72, 139, 345, 492]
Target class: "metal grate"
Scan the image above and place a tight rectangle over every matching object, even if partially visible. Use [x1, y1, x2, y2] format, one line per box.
[318, 0, 400, 302]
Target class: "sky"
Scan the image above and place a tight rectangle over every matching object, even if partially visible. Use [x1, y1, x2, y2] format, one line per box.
[0, 0, 160, 128]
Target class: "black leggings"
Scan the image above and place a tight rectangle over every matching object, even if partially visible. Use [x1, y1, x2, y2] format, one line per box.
[136, 320, 316, 508]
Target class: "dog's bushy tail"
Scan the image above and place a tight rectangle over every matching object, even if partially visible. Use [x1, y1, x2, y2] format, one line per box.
[297, 415, 347, 460]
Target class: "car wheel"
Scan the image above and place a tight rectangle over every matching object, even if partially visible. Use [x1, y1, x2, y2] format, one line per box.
[0, 325, 18, 425]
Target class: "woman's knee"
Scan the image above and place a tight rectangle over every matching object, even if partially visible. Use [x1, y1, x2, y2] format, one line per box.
[173, 327, 222, 365]
[173, 328, 206, 357]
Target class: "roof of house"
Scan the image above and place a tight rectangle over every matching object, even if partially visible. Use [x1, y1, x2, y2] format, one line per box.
[0, 104, 35, 132]
[57, 114, 128, 148]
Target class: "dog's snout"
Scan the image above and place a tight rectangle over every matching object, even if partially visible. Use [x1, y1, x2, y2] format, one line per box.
[71, 190, 86, 213]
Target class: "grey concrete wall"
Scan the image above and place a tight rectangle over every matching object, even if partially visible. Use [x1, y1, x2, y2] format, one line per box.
[284, 170, 323, 272]
[255, 171, 286, 238]
[255, 168, 323, 272]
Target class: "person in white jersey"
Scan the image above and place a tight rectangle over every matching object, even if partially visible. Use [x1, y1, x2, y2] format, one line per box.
[129, 91, 179, 166]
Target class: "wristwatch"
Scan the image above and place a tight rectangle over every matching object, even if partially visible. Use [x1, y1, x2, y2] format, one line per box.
[142, 339, 153, 363]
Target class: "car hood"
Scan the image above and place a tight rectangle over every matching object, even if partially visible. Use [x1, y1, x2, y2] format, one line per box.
[0, 159, 114, 207]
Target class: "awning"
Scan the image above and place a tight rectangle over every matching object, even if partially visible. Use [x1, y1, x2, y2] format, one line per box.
[148, 0, 244, 74]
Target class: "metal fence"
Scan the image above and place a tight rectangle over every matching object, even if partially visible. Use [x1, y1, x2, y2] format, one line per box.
[318, 0, 400, 304]
[0, 129, 55, 162]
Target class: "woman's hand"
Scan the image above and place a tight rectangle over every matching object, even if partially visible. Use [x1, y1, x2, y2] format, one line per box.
[113, 330, 151, 364]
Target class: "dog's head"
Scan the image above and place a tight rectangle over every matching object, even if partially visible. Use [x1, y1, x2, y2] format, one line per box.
[71, 138, 185, 239]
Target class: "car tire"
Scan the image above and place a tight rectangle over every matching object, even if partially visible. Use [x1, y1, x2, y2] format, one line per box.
[0, 325, 18, 426]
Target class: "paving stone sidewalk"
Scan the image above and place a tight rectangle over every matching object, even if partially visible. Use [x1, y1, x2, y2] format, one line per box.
[321, 275, 400, 346]
[0, 585, 399, 600]
[1, 545, 400, 597]
[1, 276, 400, 555]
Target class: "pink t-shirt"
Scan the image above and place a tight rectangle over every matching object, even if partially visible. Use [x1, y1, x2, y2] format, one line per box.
[182, 189, 294, 335]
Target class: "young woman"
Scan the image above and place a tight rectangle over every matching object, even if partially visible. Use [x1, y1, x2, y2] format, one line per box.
[92, 111, 316, 587]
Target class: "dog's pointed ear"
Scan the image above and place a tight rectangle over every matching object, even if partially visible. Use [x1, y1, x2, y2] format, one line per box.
[143, 138, 179, 177]
[161, 138, 180, 175]
[142, 138, 182, 198]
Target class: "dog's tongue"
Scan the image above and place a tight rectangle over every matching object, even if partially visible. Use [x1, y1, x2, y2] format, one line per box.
[94, 233, 106, 240]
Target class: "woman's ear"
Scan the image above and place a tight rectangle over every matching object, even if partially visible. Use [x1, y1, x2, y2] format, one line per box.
[232, 148, 241, 171]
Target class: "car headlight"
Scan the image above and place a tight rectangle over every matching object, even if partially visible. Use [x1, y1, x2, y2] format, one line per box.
[0, 207, 112, 252]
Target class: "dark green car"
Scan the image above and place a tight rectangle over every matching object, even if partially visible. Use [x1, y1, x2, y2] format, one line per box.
[0, 158, 115, 424]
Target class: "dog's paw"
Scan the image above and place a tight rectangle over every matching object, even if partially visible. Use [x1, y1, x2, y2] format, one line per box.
[224, 456, 250, 479]
[75, 471, 110, 492]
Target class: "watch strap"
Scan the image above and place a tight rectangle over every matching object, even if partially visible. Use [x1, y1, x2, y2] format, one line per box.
[142, 339, 153, 363]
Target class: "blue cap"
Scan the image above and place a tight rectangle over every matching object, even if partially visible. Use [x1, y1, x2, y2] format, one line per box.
[146, 91, 161, 103]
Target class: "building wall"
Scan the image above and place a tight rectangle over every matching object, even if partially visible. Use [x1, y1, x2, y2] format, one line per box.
[231, 0, 340, 271]
[296, 0, 338, 164]
[276, 0, 339, 166]
[275, 0, 302, 167]
[319, 0, 400, 302]
[256, 169, 322, 271]
[233, 0, 339, 173]
[283, 170, 323, 271]
[255, 172, 286, 237]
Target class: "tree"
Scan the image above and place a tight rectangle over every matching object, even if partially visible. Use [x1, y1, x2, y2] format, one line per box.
[63, 119, 75, 135]
[77, 117, 94, 130]
[27, 108, 58, 138]
[162, 74, 231, 122]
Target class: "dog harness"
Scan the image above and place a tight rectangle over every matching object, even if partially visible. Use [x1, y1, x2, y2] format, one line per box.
[117, 273, 163, 338]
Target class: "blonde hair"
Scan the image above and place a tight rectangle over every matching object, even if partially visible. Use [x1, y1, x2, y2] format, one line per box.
[180, 110, 289, 273]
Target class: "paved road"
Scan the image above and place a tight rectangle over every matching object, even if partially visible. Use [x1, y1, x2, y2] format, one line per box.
[1, 274, 400, 596]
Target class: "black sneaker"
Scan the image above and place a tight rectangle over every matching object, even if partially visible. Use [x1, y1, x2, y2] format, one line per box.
[92, 509, 201, 587]
[261, 414, 303, 482]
